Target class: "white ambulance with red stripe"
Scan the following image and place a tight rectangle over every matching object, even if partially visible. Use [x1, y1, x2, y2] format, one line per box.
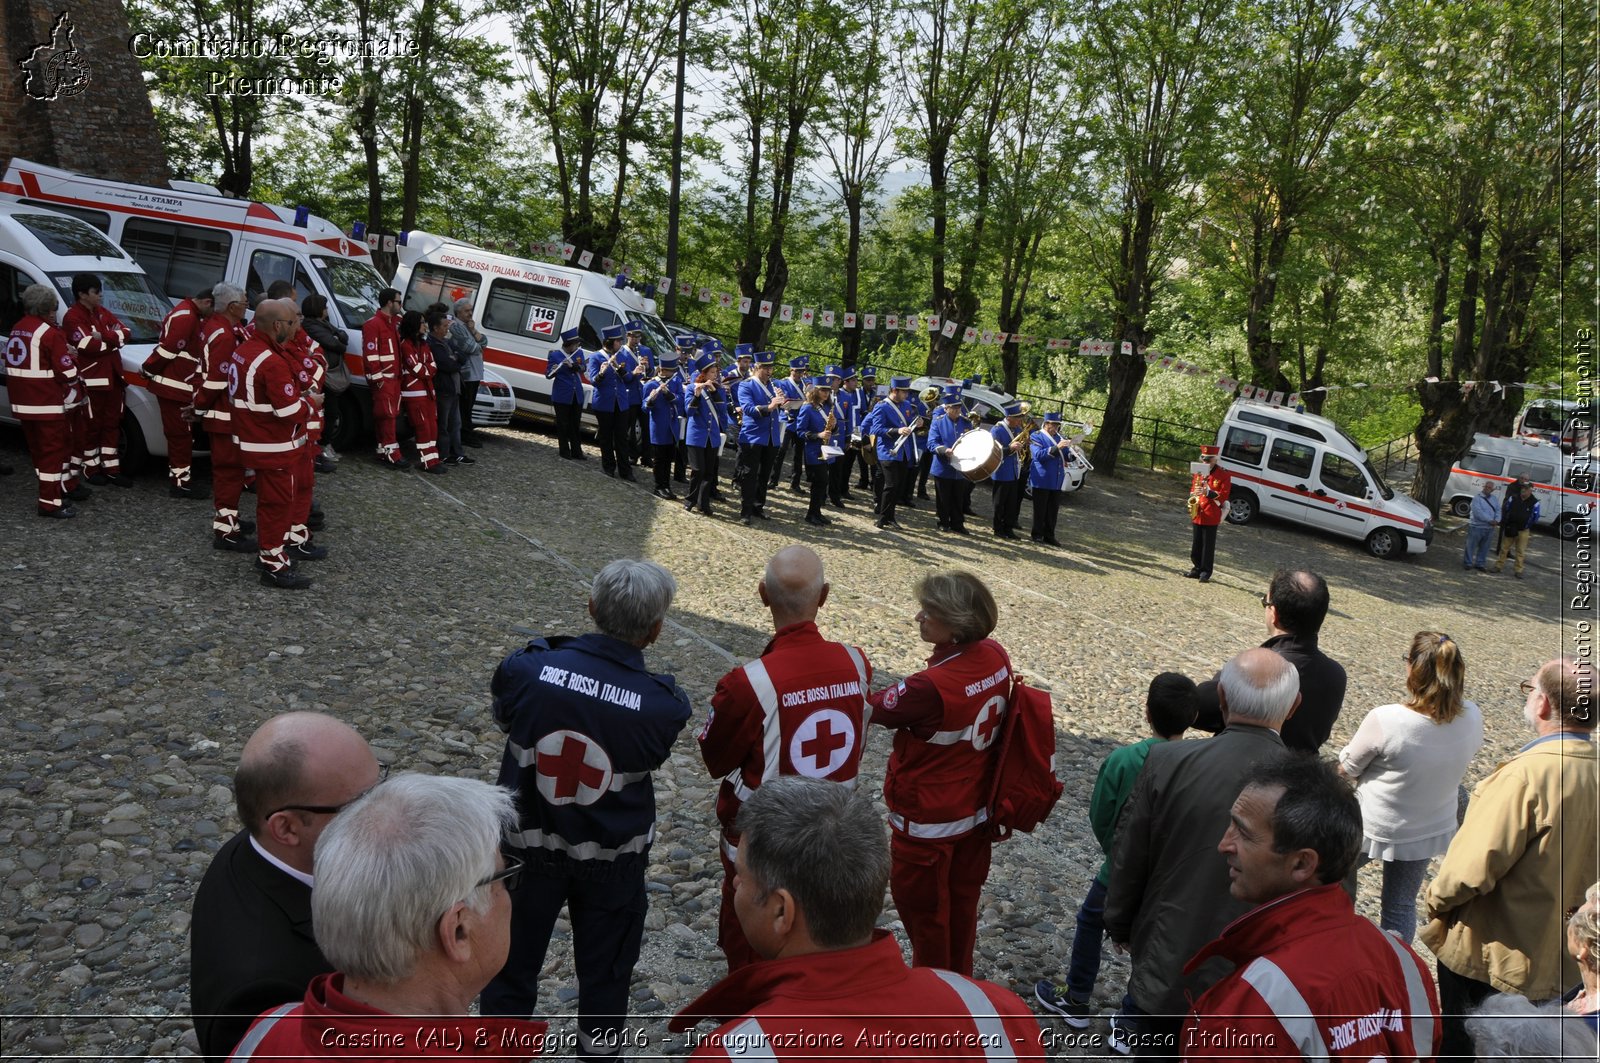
[1216, 399, 1435, 558]
[1445, 432, 1596, 541]
[391, 231, 676, 425]
[0, 159, 515, 450]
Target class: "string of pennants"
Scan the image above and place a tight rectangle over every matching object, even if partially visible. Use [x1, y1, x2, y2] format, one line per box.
[503, 239, 1564, 400]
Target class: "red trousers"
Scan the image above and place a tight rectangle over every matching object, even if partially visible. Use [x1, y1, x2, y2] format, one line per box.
[373, 379, 400, 458]
[254, 463, 297, 569]
[66, 404, 91, 483]
[889, 829, 993, 976]
[403, 393, 439, 467]
[288, 446, 315, 545]
[20, 418, 69, 512]
[158, 397, 194, 486]
[83, 387, 124, 474]
[206, 430, 246, 535]
[717, 841, 760, 974]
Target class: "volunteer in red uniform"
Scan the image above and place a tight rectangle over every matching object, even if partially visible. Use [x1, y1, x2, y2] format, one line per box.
[4, 284, 89, 517]
[670, 777, 1044, 1061]
[1185, 443, 1231, 583]
[398, 310, 444, 473]
[229, 298, 319, 590]
[868, 570, 1010, 976]
[270, 285, 328, 550]
[699, 546, 873, 972]
[198, 283, 256, 551]
[143, 288, 215, 497]
[61, 272, 132, 487]
[363, 288, 407, 468]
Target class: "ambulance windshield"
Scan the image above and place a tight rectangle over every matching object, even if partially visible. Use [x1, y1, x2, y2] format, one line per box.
[49, 270, 166, 343]
[1362, 458, 1395, 500]
[313, 256, 386, 326]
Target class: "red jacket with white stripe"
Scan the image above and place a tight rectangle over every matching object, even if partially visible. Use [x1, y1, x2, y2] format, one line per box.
[144, 298, 208, 402]
[228, 335, 313, 469]
[399, 337, 435, 399]
[869, 639, 1011, 840]
[669, 930, 1044, 1061]
[700, 622, 873, 848]
[61, 303, 129, 391]
[196, 315, 244, 431]
[284, 328, 324, 433]
[1181, 883, 1440, 1061]
[361, 312, 399, 386]
[2, 316, 80, 421]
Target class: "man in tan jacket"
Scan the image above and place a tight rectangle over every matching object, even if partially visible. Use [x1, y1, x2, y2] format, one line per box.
[1422, 656, 1596, 1059]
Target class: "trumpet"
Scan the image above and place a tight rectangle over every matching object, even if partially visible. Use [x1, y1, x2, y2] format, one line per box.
[891, 415, 924, 456]
[824, 407, 837, 441]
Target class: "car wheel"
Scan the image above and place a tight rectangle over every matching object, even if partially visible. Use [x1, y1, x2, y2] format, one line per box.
[1366, 527, 1402, 559]
[119, 409, 151, 475]
[1449, 496, 1472, 518]
[1558, 514, 1584, 541]
[1225, 488, 1257, 525]
[323, 392, 361, 451]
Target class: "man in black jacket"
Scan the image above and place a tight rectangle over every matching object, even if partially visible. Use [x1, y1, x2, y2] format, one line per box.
[189, 712, 382, 1061]
[1191, 568, 1347, 753]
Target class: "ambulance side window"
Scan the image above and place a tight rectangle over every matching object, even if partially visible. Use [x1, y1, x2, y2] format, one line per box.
[0, 262, 31, 334]
[1267, 439, 1316, 480]
[1222, 426, 1267, 467]
[581, 306, 620, 348]
[247, 251, 317, 306]
[1320, 453, 1368, 498]
[1459, 452, 1504, 476]
[1507, 459, 1556, 485]
[484, 279, 570, 343]
[121, 219, 232, 303]
[403, 264, 480, 315]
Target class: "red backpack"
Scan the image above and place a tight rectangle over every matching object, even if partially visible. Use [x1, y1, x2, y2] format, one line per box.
[986, 678, 1064, 839]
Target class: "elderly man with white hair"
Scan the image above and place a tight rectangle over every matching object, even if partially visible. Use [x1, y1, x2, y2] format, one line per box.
[1102, 647, 1297, 1059]
[447, 298, 486, 449]
[3, 283, 86, 517]
[481, 559, 693, 1059]
[226, 773, 548, 1060]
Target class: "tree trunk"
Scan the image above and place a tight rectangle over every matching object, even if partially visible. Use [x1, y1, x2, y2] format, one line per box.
[1093, 194, 1157, 474]
[841, 190, 863, 366]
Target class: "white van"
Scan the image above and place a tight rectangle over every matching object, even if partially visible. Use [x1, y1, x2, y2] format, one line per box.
[0, 201, 170, 468]
[0, 159, 515, 448]
[391, 232, 678, 425]
[1445, 433, 1596, 541]
[1214, 399, 1435, 558]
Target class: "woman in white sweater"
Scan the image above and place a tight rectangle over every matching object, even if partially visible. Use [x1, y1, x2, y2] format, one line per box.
[1338, 632, 1484, 938]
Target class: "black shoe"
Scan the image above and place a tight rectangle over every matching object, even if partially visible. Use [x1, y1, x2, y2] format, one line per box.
[66, 484, 92, 501]
[1045, 537, 1062, 547]
[573, 452, 588, 460]
[711, 490, 727, 502]
[1182, 568, 1201, 579]
[938, 523, 950, 532]
[918, 492, 930, 500]
[1198, 572, 1211, 583]
[314, 456, 336, 474]
[654, 487, 674, 500]
[381, 456, 411, 470]
[169, 484, 195, 499]
[38, 504, 77, 519]
[289, 542, 329, 561]
[602, 467, 617, 478]
[260, 567, 314, 590]
[307, 513, 326, 532]
[214, 533, 259, 552]
[456, 455, 477, 465]
[740, 516, 754, 526]
[674, 475, 689, 484]
[106, 473, 133, 487]
[754, 510, 770, 520]
[875, 520, 891, 529]
[464, 438, 484, 449]
[902, 500, 917, 509]
[425, 462, 449, 474]
[239, 518, 257, 535]
[804, 515, 826, 526]
[87, 472, 110, 486]
[953, 527, 970, 535]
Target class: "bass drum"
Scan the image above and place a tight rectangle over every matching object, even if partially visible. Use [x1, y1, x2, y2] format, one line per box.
[950, 429, 1002, 482]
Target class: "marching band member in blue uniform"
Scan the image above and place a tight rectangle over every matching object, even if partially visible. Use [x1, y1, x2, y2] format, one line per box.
[643, 353, 683, 500]
[769, 355, 808, 492]
[735, 350, 785, 525]
[865, 376, 920, 530]
[1029, 411, 1069, 546]
[547, 326, 588, 460]
[829, 365, 860, 506]
[794, 375, 836, 527]
[928, 386, 971, 534]
[671, 335, 696, 483]
[853, 366, 880, 491]
[624, 320, 653, 468]
[684, 353, 726, 516]
[910, 385, 933, 503]
[586, 324, 634, 480]
[989, 402, 1026, 540]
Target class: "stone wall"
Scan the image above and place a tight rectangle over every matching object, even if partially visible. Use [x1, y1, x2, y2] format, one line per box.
[1, 0, 167, 185]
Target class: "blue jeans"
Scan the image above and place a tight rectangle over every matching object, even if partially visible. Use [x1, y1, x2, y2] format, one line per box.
[1463, 524, 1493, 568]
[1065, 877, 1139, 1015]
[1355, 853, 1430, 939]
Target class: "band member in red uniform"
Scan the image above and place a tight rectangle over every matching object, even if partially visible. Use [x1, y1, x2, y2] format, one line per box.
[868, 570, 1010, 976]
[4, 284, 88, 517]
[363, 288, 406, 468]
[61, 273, 132, 487]
[398, 310, 444, 473]
[699, 546, 873, 972]
[143, 288, 215, 497]
[1186, 443, 1232, 583]
[198, 283, 256, 551]
[229, 299, 319, 589]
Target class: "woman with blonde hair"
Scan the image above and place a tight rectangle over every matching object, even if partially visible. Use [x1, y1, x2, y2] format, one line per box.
[1339, 632, 1484, 937]
[868, 570, 1009, 975]
[1567, 882, 1600, 1030]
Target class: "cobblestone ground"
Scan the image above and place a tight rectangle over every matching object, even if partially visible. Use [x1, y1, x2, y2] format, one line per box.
[0, 420, 1574, 1060]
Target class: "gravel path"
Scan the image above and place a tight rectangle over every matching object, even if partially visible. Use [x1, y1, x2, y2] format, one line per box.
[0, 422, 1575, 1060]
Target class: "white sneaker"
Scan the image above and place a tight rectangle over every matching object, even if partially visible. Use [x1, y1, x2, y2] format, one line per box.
[321, 445, 340, 462]
[1106, 1013, 1133, 1056]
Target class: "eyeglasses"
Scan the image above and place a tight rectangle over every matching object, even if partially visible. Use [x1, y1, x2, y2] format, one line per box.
[475, 853, 523, 894]
[267, 762, 389, 817]
[1259, 594, 1274, 608]
[1520, 680, 1537, 696]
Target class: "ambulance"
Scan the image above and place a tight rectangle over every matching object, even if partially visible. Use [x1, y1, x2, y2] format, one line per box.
[0, 201, 169, 468]
[0, 159, 516, 449]
[1214, 398, 1435, 558]
[391, 231, 678, 425]
[1444, 432, 1596, 541]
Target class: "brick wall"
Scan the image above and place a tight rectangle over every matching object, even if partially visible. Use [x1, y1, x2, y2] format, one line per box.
[1, 0, 168, 185]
